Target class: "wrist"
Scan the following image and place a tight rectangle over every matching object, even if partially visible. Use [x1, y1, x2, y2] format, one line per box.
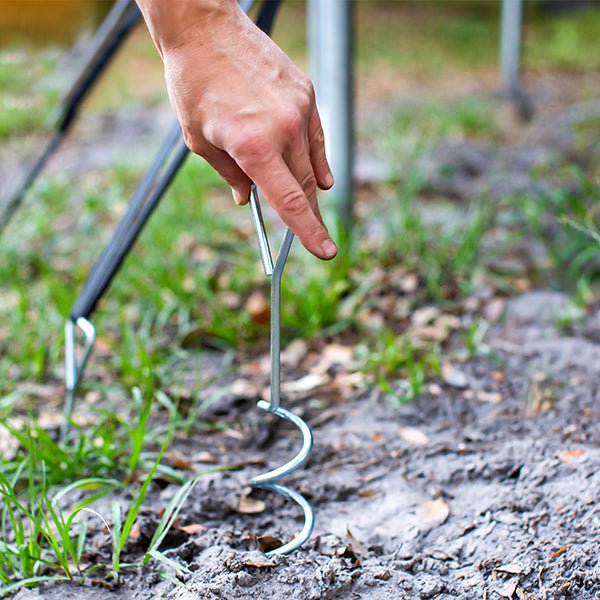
[135, 0, 241, 58]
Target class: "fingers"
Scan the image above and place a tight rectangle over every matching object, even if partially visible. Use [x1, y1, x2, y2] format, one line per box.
[244, 154, 337, 260]
[284, 140, 323, 225]
[201, 145, 252, 205]
[307, 106, 334, 190]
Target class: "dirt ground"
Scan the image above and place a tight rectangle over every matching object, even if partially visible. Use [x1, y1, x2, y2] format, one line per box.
[12, 290, 600, 600]
[5, 41, 600, 600]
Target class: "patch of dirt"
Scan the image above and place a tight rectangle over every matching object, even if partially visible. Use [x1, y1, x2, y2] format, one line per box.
[15, 291, 600, 600]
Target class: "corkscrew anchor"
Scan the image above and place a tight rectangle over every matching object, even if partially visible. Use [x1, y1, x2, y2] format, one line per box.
[248, 184, 315, 555]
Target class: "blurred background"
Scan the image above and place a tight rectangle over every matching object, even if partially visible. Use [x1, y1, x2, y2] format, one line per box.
[1, 0, 600, 591]
[2, 0, 600, 394]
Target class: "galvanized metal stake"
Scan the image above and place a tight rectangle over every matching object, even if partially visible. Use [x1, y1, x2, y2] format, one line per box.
[500, 0, 523, 101]
[308, 0, 354, 231]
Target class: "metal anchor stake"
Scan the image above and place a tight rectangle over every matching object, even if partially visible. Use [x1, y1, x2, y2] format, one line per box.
[248, 184, 315, 555]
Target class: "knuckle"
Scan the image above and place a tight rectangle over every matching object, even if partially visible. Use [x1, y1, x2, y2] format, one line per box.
[182, 127, 204, 156]
[312, 124, 325, 148]
[230, 128, 271, 165]
[300, 172, 316, 194]
[279, 110, 303, 140]
[278, 188, 308, 218]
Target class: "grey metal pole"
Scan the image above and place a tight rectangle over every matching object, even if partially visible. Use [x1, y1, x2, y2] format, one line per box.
[308, 0, 354, 231]
[500, 0, 523, 100]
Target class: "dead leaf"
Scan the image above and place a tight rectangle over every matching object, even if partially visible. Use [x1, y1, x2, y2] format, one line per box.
[257, 535, 284, 553]
[230, 379, 259, 398]
[551, 546, 570, 558]
[411, 306, 441, 327]
[441, 363, 469, 388]
[167, 450, 193, 471]
[177, 523, 205, 535]
[398, 426, 429, 446]
[357, 488, 377, 497]
[558, 450, 586, 464]
[312, 343, 355, 374]
[515, 589, 537, 600]
[356, 309, 385, 330]
[226, 456, 267, 470]
[483, 297, 506, 322]
[370, 433, 383, 442]
[129, 522, 140, 540]
[464, 390, 502, 404]
[280, 339, 309, 368]
[339, 527, 368, 567]
[415, 499, 449, 529]
[237, 494, 266, 515]
[412, 324, 451, 342]
[221, 292, 241, 309]
[400, 272, 419, 293]
[280, 373, 327, 394]
[497, 577, 519, 598]
[244, 561, 278, 568]
[245, 290, 270, 324]
[496, 564, 527, 575]
[191, 451, 218, 464]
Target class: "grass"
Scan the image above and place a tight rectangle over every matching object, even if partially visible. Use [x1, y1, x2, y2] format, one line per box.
[3, 1, 600, 592]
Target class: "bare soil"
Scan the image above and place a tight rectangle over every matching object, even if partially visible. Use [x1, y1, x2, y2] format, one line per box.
[14, 290, 600, 599]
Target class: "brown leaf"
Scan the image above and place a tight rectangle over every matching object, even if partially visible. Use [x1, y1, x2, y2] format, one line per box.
[413, 324, 451, 342]
[311, 343, 355, 373]
[441, 363, 469, 388]
[177, 523, 205, 535]
[398, 426, 429, 446]
[357, 488, 377, 498]
[280, 339, 309, 368]
[280, 373, 327, 394]
[167, 450, 193, 471]
[338, 527, 368, 567]
[464, 390, 502, 404]
[411, 306, 441, 327]
[237, 494, 266, 515]
[415, 499, 449, 529]
[498, 577, 519, 598]
[190, 451, 218, 464]
[496, 564, 527, 575]
[558, 450, 586, 464]
[551, 546, 570, 558]
[515, 589, 537, 600]
[257, 535, 284, 553]
[230, 379, 260, 398]
[399, 272, 419, 293]
[245, 290, 270, 324]
[483, 297, 506, 322]
[244, 561, 278, 569]
[129, 521, 140, 540]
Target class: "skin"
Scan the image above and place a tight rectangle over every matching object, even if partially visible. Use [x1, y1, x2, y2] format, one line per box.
[134, 0, 337, 260]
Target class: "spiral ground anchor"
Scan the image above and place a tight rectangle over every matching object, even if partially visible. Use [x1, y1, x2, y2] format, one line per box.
[248, 184, 315, 555]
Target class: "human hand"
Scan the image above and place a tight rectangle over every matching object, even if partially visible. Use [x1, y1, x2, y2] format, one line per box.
[135, 0, 337, 260]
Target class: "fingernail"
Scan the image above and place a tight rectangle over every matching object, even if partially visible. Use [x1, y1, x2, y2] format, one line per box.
[232, 189, 243, 205]
[321, 239, 337, 259]
[325, 172, 334, 188]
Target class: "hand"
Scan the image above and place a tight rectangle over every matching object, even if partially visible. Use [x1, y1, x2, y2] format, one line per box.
[135, 0, 337, 260]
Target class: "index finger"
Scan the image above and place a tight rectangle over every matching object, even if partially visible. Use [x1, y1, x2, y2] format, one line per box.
[244, 154, 337, 260]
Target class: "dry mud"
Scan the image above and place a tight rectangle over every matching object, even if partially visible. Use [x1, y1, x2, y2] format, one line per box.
[15, 291, 600, 599]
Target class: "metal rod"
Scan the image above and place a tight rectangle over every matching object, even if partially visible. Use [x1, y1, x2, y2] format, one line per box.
[249, 183, 274, 277]
[500, 0, 523, 100]
[62, 317, 96, 438]
[308, 0, 354, 230]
